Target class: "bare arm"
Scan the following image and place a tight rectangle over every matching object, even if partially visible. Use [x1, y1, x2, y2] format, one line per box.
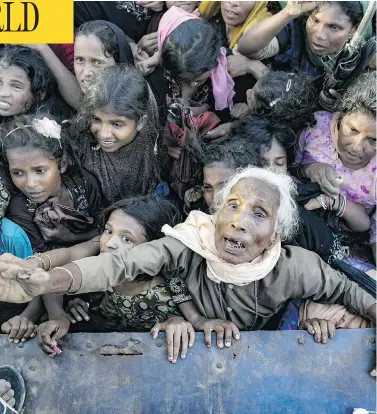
[27, 237, 101, 271]
[238, 2, 318, 59]
[341, 200, 371, 233]
[23, 44, 83, 110]
[19, 296, 44, 322]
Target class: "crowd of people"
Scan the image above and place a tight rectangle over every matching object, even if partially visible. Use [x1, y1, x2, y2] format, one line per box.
[0, 1, 376, 412]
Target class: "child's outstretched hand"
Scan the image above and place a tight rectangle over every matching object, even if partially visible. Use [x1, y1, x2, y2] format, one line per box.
[151, 316, 195, 363]
[299, 318, 335, 344]
[65, 298, 90, 323]
[1, 315, 37, 343]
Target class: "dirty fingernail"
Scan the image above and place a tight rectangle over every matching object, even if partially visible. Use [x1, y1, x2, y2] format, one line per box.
[8, 338, 13, 342]
[21, 338, 26, 342]
[14, 339, 19, 343]
[172, 360, 176, 364]
[235, 335, 240, 340]
[218, 343, 223, 348]
[225, 342, 231, 347]
[181, 355, 186, 360]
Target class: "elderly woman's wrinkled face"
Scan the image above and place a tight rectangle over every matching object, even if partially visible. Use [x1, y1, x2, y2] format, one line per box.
[337, 111, 376, 170]
[215, 178, 279, 265]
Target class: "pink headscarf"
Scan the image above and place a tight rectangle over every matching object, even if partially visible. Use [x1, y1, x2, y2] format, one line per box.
[157, 6, 235, 111]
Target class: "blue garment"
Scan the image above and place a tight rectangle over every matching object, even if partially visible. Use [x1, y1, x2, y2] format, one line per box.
[0, 218, 32, 259]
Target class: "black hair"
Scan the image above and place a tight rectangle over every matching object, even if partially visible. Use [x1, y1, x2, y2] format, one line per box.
[314, 2, 363, 27]
[75, 64, 151, 133]
[161, 19, 221, 78]
[101, 196, 181, 241]
[203, 137, 258, 169]
[252, 71, 318, 131]
[230, 115, 296, 168]
[0, 45, 54, 113]
[337, 71, 376, 118]
[0, 113, 80, 177]
[76, 20, 133, 64]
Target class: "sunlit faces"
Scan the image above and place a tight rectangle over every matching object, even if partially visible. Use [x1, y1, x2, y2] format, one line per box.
[165, 1, 198, 13]
[74, 34, 116, 94]
[260, 138, 288, 174]
[221, 1, 256, 26]
[337, 111, 376, 170]
[100, 209, 148, 254]
[7, 148, 66, 204]
[203, 161, 234, 208]
[306, 3, 355, 56]
[0, 64, 34, 116]
[90, 107, 146, 153]
[215, 178, 279, 265]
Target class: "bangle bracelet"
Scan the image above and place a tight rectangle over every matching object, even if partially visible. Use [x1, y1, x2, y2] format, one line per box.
[53, 267, 74, 293]
[27, 254, 47, 270]
[37, 253, 52, 271]
[317, 195, 327, 210]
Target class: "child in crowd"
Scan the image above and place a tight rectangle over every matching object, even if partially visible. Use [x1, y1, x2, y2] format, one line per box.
[1, 114, 102, 253]
[28, 20, 135, 111]
[2, 197, 187, 360]
[0, 46, 55, 120]
[72, 64, 166, 205]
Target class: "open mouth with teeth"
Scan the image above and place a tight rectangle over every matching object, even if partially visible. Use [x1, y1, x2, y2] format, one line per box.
[224, 237, 245, 251]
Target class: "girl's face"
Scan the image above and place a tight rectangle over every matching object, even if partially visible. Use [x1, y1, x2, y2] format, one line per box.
[221, 1, 256, 27]
[74, 34, 116, 94]
[177, 71, 211, 89]
[260, 138, 287, 174]
[90, 107, 145, 153]
[166, 1, 197, 13]
[0, 64, 34, 116]
[337, 111, 376, 170]
[100, 209, 148, 254]
[306, 3, 355, 56]
[7, 148, 66, 204]
[203, 161, 234, 207]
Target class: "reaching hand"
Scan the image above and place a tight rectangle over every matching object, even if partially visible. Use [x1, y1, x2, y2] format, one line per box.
[37, 318, 70, 356]
[151, 316, 195, 363]
[138, 1, 164, 12]
[1, 315, 37, 343]
[137, 32, 158, 56]
[302, 163, 343, 199]
[65, 298, 90, 323]
[0, 261, 49, 303]
[285, 1, 318, 17]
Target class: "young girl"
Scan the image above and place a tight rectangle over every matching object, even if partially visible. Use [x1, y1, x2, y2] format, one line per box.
[72, 64, 166, 205]
[184, 137, 258, 214]
[2, 197, 185, 357]
[29, 20, 134, 111]
[1, 114, 103, 253]
[0, 46, 55, 120]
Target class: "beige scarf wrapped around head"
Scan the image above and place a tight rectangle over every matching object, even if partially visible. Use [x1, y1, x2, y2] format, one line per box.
[162, 211, 281, 286]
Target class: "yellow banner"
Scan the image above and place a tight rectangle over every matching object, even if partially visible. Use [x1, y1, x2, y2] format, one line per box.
[0, 0, 74, 43]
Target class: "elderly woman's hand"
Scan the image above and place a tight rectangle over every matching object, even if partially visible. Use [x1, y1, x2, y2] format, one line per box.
[0, 261, 50, 303]
[301, 162, 343, 199]
[151, 316, 195, 363]
[192, 317, 240, 348]
[299, 318, 335, 344]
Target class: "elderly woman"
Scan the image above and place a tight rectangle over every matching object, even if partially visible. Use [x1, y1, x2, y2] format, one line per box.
[293, 71, 376, 270]
[1, 168, 375, 346]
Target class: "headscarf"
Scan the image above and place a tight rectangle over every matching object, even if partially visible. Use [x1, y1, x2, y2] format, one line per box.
[157, 6, 235, 111]
[163, 211, 281, 286]
[97, 20, 134, 65]
[199, 1, 271, 49]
